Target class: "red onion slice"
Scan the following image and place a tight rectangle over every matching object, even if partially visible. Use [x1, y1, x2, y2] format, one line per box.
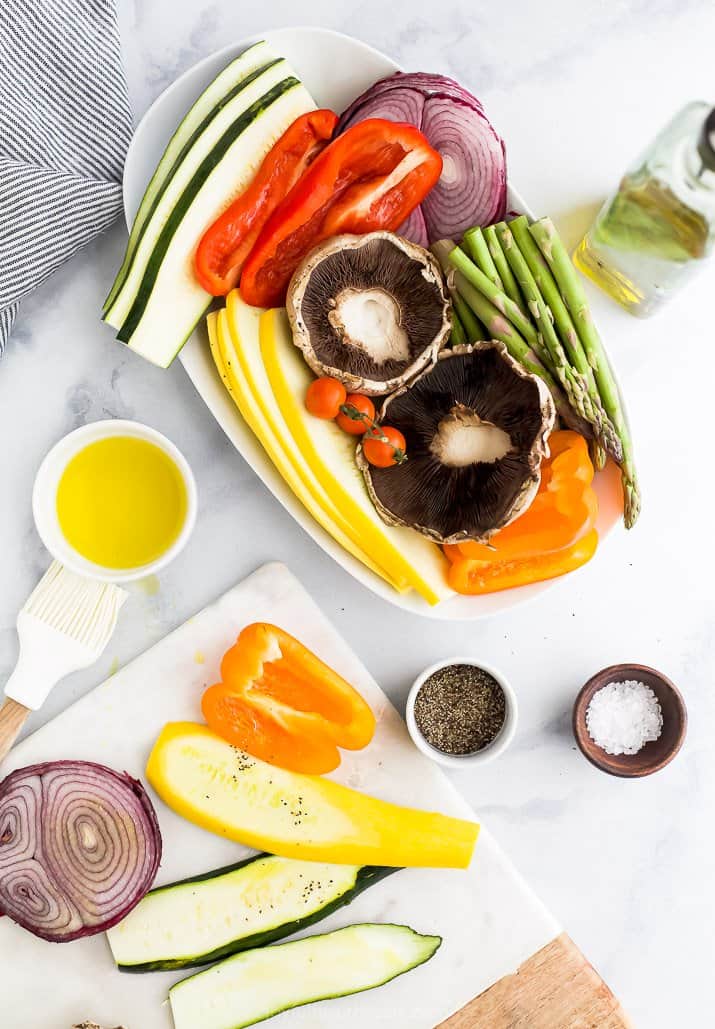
[397, 205, 429, 248]
[338, 72, 506, 244]
[420, 99, 507, 239]
[337, 72, 484, 129]
[337, 86, 426, 131]
[0, 761, 161, 942]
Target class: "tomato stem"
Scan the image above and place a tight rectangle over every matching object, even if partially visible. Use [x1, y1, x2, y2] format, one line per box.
[339, 404, 408, 465]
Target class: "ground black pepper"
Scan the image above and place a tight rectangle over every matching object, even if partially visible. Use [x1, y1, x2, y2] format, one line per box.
[414, 664, 506, 755]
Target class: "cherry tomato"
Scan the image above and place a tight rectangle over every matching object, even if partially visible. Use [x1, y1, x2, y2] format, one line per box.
[363, 426, 407, 467]
[336, 394, 375, 435]
[305, 377, 347, 420]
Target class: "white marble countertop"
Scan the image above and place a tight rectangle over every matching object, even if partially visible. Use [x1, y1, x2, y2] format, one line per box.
[1, 1, 714, 1024]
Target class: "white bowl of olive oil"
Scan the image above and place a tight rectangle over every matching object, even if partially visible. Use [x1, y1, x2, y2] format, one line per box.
[33, 420, 197, 582]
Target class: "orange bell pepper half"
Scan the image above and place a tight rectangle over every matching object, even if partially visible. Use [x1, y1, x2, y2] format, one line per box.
[448, 529, 599, 595]
[202, 623, 376, 774]
[457, 431, 598, 563]
[240, 118, 443, 307]
[445, 431, 600, 595]
[194, 110, 338, 296]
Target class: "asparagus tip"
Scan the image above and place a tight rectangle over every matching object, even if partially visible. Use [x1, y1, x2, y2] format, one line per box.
[623, 479, 641, 529]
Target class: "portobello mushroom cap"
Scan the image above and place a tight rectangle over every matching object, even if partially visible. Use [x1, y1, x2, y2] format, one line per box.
[286, 231, 451, 396]
[357, 342, 555, 544]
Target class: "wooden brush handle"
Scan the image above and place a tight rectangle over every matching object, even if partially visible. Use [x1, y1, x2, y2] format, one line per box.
[0, 698, 31, 764]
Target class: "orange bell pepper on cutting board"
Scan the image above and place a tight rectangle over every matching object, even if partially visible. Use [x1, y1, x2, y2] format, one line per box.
[202, 623, 375, 774]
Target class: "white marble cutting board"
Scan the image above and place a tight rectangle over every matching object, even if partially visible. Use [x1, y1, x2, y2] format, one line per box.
[0, 564, 558, 1029]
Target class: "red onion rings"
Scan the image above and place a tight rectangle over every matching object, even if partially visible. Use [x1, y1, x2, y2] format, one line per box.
[0, 761, 161, 942]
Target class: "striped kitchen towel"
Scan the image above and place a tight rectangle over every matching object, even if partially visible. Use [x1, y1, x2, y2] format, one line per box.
[0, 0, 132, 354]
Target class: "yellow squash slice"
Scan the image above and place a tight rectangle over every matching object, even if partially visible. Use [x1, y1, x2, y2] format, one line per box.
[222, 292, 405, 590]
[208, 311, 398, 587]
[259, 308, 452, 606]
[148, 723, 479, 869]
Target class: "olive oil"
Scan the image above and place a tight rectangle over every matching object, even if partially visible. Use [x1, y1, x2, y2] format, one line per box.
[56, 436, 188, 570]
[575, 102, 715, 316]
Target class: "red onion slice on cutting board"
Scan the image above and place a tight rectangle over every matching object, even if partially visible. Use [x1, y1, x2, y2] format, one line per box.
[0, 761, 161, 942]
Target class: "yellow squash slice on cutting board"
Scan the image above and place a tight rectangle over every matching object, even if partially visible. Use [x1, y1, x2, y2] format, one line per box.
[207, 311, 401, 589]
[259, 307, 452, 606]
[147, 722, 479, 868]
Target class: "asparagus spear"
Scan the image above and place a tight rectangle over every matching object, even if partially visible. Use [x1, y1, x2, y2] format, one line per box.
[484, 224, 524, 309]
[432, 241, 487, 341]
[508, 217, 622, 453]
[529, 217, 640, 527]
[509, 218, 605, 382]
[431, 241, 592, 436]
[463, 227, 504, 290]
[494, 221, 622, 463]
[451, 290, 488, 342]
[449, 245, 541, 351]
[432, 242, 540, 363]
[590, 440, 607, 472]
[449, 304, 467, 346]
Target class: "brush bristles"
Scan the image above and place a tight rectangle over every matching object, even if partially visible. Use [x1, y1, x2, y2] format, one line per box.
[24, 562, 128, 649]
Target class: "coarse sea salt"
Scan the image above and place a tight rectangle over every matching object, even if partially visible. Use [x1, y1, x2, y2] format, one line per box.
[586, 679, 663, 756]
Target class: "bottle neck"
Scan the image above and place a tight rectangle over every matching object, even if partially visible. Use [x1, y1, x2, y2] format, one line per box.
[683, 138, 715, 192]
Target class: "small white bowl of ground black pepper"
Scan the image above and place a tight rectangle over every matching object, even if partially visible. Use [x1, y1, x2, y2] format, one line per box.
[406, 658, 518, 768]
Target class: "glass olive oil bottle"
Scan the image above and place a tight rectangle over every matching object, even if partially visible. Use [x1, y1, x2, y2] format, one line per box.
[575, 103, 715, 316]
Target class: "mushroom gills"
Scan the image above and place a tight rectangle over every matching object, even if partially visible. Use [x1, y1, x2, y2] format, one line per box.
[430, 405, 512, 468]
[328, 287, 410, 365]
[357, 342, 555, 544]
[286, 231, 451, 395]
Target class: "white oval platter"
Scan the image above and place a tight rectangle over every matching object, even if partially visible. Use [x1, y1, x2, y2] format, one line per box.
[123, 26, 623, 619]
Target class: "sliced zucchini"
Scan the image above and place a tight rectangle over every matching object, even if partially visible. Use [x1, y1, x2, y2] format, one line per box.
[106, 853, 396, 972]
[169, 923, 441, 1029]
[105, 52, 289, 330]
[103, 40, 277, 313]
[105, 61, 314, 367]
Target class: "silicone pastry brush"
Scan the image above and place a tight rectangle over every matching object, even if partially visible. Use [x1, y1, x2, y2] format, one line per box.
[0, 561, 127, 763]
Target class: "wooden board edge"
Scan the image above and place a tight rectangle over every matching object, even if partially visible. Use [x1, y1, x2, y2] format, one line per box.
[436, 932, 632, 1029]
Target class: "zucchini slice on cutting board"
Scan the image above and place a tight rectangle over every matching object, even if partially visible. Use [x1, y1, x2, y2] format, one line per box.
[104, 47, 315, 367]
[169, 923, 441, 1029]
[106, 853, 396, 972]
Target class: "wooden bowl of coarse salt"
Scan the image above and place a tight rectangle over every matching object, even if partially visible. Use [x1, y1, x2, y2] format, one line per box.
[572, 663, 687, 777]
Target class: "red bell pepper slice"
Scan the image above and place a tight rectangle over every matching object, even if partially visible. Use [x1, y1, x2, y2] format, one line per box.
[194, 109, 338, 296]
[240, 118, 443, 307]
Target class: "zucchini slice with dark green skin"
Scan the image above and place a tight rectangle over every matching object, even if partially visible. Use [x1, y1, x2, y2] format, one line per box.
[106, 852, 398, 973]
[115, 76, 300, 346]
[169, 923, 441, 1029]
[103, 41, 279, 314]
